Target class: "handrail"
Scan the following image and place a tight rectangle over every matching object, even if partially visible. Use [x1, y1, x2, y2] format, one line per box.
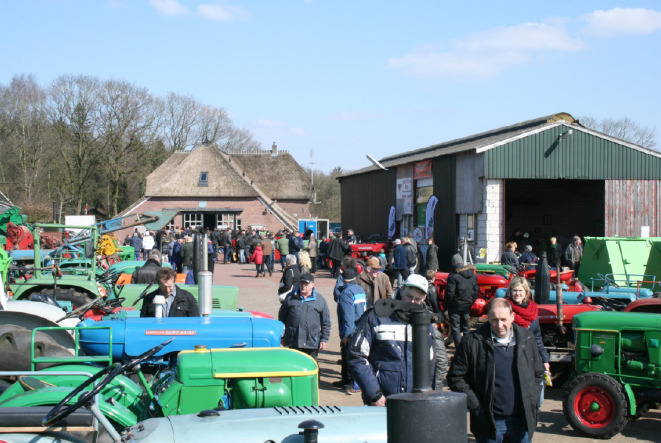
[31, 326, 113, 371]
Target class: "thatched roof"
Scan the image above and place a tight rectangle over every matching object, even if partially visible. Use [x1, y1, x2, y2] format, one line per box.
[145, 144, 310, 200]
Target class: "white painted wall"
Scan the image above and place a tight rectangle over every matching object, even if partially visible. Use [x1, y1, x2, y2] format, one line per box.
[479, 179, 503, 263]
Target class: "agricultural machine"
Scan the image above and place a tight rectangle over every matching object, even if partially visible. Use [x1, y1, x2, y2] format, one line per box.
[563, 311, 661, 439]
[0, 338, 319, 437]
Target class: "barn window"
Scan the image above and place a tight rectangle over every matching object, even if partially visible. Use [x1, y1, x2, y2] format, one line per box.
[198, 172, 209, 187]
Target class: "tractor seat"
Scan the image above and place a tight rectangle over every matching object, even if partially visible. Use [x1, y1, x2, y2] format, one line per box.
[0, 406, 94, 428]
[18, 376, 55, 391]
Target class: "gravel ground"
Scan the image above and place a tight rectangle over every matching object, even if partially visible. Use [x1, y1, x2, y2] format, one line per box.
[213, 261, 658, 442]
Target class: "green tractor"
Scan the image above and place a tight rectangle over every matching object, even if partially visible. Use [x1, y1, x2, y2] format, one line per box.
[562, 311, 661, 439]
[9, 212, 176, 307]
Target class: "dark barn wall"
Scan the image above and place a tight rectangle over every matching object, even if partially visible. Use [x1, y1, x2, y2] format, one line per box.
[340, 169, 397, 239]
[432, 156, 457, 270]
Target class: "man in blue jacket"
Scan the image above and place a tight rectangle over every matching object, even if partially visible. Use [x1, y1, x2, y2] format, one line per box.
[348, 274, 435, 406]
[336, 267, 367, 393]
[392, 239, 408, 288]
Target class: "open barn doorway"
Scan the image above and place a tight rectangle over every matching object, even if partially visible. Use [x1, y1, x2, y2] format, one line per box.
[504, 179, 605, 251]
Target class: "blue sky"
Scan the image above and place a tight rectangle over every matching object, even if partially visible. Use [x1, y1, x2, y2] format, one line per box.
[2, 1, 660, 172]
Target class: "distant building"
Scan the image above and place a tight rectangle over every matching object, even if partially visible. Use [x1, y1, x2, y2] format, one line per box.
[339, 112, 661, 269]
[117, 143, 310, 238]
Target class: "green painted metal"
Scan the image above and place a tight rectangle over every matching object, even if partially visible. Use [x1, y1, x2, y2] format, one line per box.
[484, 125, 661, 180]
[579, 237, 661, 289]
[573, 311, 661, 391]
[0, 346, 319, 429]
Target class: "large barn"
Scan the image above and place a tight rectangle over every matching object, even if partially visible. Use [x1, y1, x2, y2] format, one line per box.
[339, 113, 661, 269]
[117, 143, 311, 238]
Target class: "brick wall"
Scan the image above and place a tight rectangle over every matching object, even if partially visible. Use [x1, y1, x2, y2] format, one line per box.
[116, 197, 309, 241]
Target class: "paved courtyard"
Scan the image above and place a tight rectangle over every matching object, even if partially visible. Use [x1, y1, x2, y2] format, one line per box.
[213, 261, 658, 442]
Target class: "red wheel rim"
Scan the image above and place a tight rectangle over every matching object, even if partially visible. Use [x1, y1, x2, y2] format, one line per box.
[573, 386, 615, 428]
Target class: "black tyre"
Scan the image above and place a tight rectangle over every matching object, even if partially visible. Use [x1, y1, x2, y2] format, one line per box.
[563, 372, 629, 439]
[48, 288, 95, 309]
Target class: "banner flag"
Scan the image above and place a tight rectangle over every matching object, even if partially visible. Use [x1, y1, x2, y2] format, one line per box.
[387, 206, 396, 239]
[425, 196, 438, 239]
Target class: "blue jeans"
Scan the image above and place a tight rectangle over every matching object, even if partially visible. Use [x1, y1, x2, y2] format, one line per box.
[239, 249, 246, 264]
[476, 415, 530, 443]
[448, 311, 470, 346]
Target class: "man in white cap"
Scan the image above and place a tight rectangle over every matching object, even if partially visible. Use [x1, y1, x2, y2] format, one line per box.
[348, 274, 435, 406]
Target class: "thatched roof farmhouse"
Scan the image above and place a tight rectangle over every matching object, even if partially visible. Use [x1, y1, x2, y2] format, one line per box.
[118, 143, 310, 236]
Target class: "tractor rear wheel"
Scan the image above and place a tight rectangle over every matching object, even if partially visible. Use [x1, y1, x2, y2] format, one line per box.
[563, 372, 629, 439]
[38, 288, 95, 309]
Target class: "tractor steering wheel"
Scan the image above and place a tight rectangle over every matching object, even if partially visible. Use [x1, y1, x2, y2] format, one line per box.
[43, 338, 173, 426]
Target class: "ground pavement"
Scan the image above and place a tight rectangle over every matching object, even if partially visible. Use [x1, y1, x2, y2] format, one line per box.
[212, 260, 658, 443]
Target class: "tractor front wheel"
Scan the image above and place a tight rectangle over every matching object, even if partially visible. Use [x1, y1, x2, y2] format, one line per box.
[563, 372, 629, 439]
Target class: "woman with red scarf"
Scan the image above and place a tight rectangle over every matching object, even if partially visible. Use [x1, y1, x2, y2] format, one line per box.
[505, 276, 550, 406]
[505, 277, 550, 374]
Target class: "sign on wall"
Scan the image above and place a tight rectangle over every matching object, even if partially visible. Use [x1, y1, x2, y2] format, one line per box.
[413, 160, 432, 179]
[416, 186, 433, 203]
[396, 178, 413, 199]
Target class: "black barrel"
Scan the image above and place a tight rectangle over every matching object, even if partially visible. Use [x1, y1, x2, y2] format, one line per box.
[387, 391, 467, 443]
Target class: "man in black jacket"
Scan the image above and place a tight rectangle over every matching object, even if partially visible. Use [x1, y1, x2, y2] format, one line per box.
[140, 268, 199, 317]
[132, 250, 163, 284]
[445, 253, 478, 346]
[448, 298, 544, 443]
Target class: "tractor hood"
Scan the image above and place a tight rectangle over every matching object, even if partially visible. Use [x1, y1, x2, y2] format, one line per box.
[125, 406, 387, 442]
[78, 316, 284, 361]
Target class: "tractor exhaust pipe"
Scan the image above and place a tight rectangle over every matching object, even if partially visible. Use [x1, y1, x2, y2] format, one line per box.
[198, 234, 213, 317]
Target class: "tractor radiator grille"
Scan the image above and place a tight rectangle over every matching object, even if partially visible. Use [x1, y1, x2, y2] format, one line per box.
[274, 405, 342, 415]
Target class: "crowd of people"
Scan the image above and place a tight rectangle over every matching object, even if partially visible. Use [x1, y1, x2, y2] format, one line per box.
[500, 230, 584, 276]
[126, 225, 567, 442]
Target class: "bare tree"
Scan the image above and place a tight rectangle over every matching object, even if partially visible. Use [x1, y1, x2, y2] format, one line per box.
[194, 105, 232, 146]
[46, 75, 103, 214]
[220, 126, 261, 152]
[580, 116, 657, 150]
[162, 92, 201, 151]
[97, 79, 160, 215]
[0, 75, 50, 202]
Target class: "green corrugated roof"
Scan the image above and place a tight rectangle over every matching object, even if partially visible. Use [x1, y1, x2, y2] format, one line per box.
[483, 124, 661, 180]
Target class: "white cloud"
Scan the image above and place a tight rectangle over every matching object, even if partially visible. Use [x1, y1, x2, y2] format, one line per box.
[387, 22, 584, 78]
[582, 8, 661, 37]
[257, 119, 307, 136]
[198, 3, 250, 22]
[150, 0, 188, 16]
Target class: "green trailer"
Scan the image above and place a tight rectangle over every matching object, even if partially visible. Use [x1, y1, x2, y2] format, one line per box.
[579, 236, 661, 289]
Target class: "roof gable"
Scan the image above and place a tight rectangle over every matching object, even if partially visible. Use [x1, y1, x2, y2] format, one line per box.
[145, 144, 311, 200]
[146, 144, 257, 198]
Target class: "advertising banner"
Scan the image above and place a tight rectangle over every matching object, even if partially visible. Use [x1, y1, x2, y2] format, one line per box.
[413, 160, 432, 179]
[387, 206, 396, 239]
[396, 178, 413, 199]
[416, 186, 433, 203]
[425, 195, 438, 239]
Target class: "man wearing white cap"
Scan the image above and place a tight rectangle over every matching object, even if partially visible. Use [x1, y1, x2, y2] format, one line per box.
[348, 274, 435, 406]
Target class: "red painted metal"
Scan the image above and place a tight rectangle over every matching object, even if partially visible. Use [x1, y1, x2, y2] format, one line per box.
[573, 387, 615, 429]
